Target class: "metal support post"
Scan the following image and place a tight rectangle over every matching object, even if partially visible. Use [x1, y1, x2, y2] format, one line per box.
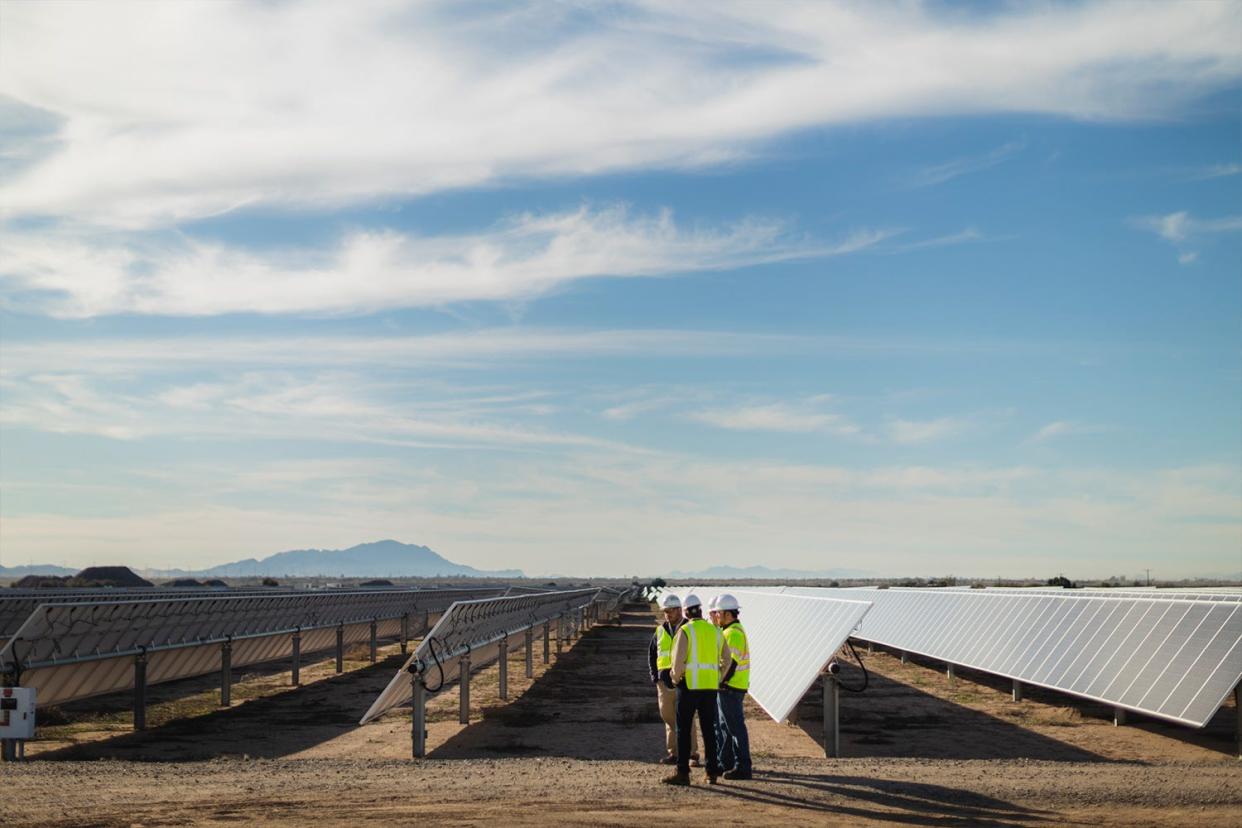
[335, 624, 344, 673]
[292, 629, 302, 686]
[946, 662, 956, 688]
[459, 653, 471, 724]
[133, 651, 148, 731]
[369, 619, 378, 663]
[400, 613, 410, 655]
[423, 609, 431, 635]
[543, 621, 550, 663]
[867, 641, 874, 655]
[1114, 707, 1127, 726]
[822, 673, 840, 758]
[410, 674, 427, 759]
[498, 635, 509, 700]
[525, 627, 534, 679]
[556, 617, 564, 656]
[1012, 679, 1023, 702]
[1234, 683, 1240, 759]
[900, 651, 908, 664]
[220, 639, 233, 707]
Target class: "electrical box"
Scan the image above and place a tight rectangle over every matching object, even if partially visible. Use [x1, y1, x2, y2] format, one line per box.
[0, 687, 36, 739]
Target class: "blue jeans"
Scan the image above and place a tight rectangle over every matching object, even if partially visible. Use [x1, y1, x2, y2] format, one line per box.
[716, 688, 751, 773]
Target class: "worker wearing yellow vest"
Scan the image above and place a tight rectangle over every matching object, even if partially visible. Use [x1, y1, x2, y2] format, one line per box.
[648, 593, 699, 765]
[711, 593, 752, 780]
[662, 593, 732, 786]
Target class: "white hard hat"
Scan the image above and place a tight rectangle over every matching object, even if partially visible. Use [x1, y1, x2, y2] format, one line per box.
[716, 593, 740, 611]
[683, 593, 702, 609]
[661, 594, 682, 609]
[707, 595, 719, 610]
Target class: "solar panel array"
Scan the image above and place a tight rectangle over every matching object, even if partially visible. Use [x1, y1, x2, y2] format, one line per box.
[1, 587, 502, 705]
[361, 588, 600, 723]
[784, 586, 1242, 727]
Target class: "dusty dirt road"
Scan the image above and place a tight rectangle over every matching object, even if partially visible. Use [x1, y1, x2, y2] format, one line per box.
[4, 605, 1240, 826]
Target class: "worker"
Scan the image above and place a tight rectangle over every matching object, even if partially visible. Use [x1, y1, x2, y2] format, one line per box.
[713, 593, 752, 780]
[662, 593, 731, 786]
[648, 593, 699, 766]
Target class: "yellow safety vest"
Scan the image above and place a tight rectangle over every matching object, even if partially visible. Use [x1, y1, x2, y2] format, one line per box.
[655, 624, 675, 670]
[678, 618, 723, 690]
[723, 621, 749, 691]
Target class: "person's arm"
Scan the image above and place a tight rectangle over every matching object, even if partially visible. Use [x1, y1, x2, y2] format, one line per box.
[669, 628, 689, 686]
[647, 629, 659, 683]
[718, 636, 733, 678]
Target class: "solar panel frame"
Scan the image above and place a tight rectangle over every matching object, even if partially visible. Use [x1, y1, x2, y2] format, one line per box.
[360, 588, 600, 723]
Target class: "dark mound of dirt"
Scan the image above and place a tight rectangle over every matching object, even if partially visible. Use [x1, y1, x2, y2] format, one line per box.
[203, 579, 228, 587]
[73, 566, 153, 588]
[12, 575, 71, 588]
[360, 579, 393, 587]
[165, 578, 204, 587]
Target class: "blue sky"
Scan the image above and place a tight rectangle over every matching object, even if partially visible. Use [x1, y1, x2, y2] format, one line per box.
[0, 1, 1239, 578]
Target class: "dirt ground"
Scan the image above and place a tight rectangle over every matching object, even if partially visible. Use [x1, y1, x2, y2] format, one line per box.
[4, 605, 1240, 826]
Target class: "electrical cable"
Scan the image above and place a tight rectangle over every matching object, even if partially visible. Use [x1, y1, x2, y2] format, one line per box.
[835, 639, 869, 693]
[418, 635, 446, 693]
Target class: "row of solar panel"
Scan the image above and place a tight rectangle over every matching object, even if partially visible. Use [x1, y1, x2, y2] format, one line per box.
[651, 585, 1242, 729]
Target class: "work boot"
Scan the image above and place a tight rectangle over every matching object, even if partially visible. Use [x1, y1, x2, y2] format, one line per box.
[723, 768, 752, 780]
[658, 754, 677, 765]
[705, 771, 720, 785]
[689, 753, 701, 768]
[661, 771, 690, 786]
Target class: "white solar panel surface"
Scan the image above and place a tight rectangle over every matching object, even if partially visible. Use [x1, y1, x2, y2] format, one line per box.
[665, 587, 871, 723]
[361, 588, 599, 723]
[785, 586, 1242, 727]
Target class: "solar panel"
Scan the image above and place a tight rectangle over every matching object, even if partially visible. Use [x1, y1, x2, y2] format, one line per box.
[652, 587, 872, 723]
[784, 587, 1242, 728]
[0, 588, 502, 706]
[360, 588, 599, 724]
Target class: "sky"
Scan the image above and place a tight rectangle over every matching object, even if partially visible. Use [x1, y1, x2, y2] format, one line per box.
[0, 1, 1239, 579]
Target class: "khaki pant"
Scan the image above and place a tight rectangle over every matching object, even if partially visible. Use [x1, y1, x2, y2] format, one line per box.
[657, 682, 698, 757]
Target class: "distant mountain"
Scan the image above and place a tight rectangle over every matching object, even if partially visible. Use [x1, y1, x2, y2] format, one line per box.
[0, 564, 77, 578]
[668, 564, 874, 580]
[169, 540, 522, 578]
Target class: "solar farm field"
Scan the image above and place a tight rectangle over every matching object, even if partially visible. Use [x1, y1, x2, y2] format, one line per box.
[2, 598, 1240, 827]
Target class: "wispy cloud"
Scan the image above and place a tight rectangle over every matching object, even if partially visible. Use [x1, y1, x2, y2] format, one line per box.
[688, 398, 859, 435]
[1131, 210, 1242, 263]
[1028, 420, 1103, 443]
[1, 3, 1240, 228]
[886, 227, 988, 253]
[0, 206, 887, 317]
[887, 416, 969, 445]
[1187, 162, 1242, 180]
[905, 141, 1026, 189]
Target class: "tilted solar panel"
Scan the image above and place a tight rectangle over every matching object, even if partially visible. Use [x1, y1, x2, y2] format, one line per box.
[660, 587, 871, 723]
[0, 587, 502, 705]
[784, 587, 1242, 728]
[361, 588, 599, 723]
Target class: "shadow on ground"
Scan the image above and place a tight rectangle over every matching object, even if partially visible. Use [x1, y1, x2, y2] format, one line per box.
[34, 648, 406, 761]
[429, 606, 662, 761]
[791, 656, 1105, 761]
[706, 770, 1053, 826]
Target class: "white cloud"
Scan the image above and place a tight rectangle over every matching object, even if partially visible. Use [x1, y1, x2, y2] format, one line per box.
[1188, 163, 1242, 180]
[888, 416, 968, 445]
[0, 206, 885, 317]
[1, 2, 1239, 228]
[689, 400, 859, 435]
[1178, 251, 1198, 265]
[1029, 420, 1103, 442]
[905, 141, 1026, 188]
[1135, 210, 1242, 243]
